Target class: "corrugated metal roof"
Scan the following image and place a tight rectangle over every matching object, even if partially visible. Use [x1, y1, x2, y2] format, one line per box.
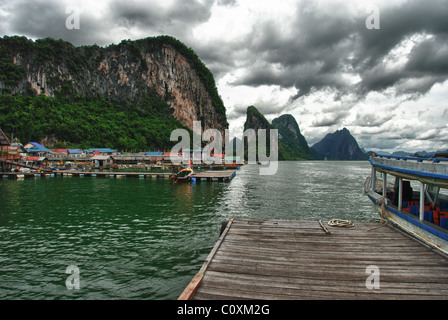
[87, 148, 115, 153]
[91, 155, 112, 160]
[145, 151, 164, 156]
[25, 142, 51, 152]
[67, 149, 83, 154]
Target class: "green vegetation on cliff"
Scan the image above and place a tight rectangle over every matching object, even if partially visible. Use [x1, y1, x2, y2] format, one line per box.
[0, 93, 189, 151]
[271, 114, 314, 160]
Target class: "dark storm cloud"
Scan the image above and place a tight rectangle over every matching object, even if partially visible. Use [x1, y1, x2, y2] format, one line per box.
[230, 0, 448, 102]
[405, 35, 448, 75]
[109, 0, 213, 37]
[0, 0, 214, 46]
[2, 0, 448, 117]
[1, 0, 113, 46]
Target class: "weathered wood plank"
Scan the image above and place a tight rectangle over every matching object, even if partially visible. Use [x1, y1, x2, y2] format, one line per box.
[201, 271, 448, 297]
[212, 249, 448, 267]
[204, 262, 447, 285]
[194, 281, 447, 300]
[203, 270, 448, 292]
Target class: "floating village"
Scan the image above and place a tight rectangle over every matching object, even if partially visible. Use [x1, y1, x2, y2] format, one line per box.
[0, 128, 242, 182]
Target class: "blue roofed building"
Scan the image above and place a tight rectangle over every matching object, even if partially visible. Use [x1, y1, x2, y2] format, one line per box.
[145, 151, 164, 156]
[87, 148, 116, 154]
[24, 142, 52, 155]
[67, 149, 84, 154]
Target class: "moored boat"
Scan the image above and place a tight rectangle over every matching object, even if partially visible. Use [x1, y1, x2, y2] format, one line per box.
[365, 153, 448, 256]
[171, 161, 194, 182]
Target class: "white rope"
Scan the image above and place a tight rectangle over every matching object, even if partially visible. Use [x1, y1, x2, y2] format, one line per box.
[327, 219, 355, 228]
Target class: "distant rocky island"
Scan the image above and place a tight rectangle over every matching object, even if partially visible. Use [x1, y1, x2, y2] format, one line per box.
[311, 128, 368, 161]
[242, 105, 368, 161]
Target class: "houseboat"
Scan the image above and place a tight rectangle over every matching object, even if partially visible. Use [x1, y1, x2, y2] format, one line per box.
[365, 153, 448, 256]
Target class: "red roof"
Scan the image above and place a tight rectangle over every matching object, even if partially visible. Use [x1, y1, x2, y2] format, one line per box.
[53, 149, 68, 153]
[24, 156, 43, 161]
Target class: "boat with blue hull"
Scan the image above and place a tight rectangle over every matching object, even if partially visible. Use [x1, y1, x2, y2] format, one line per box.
[365, 153, 448, 256]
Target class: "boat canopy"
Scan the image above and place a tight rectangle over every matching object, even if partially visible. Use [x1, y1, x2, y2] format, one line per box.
[370, 155, 448, 189]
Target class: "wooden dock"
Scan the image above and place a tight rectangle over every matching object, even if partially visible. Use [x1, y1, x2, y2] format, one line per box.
[1, 170, 237, 182]
[1, 171, 171, 179]
[191, 170, 236, 182]
[179, 218, 448, 300]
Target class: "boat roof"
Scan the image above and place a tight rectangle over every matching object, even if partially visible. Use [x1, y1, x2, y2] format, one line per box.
[370, 154, 448, 188]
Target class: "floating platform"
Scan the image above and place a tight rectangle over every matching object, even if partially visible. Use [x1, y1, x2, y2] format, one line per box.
[1, 170, 237, 182]
[0, 171, 172, 179]
[179, 218, 448, 300]
[190, 170, 236, 182]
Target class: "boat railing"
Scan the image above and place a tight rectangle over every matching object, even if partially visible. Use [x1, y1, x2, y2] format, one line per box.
[375, 154, 448, 163]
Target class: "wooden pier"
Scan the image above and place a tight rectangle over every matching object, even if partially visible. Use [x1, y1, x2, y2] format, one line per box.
[179, 218, 448, 300]
[1, 171, 171, 179]
[191, 170, 236, 182]
[1, 170, 237, 182]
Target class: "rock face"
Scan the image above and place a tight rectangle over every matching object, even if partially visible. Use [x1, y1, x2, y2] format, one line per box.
[311, 128, 368, 160]
[0, 36, 228, 136]
[242, 105, 276, 159]
[243, 106, 272, 134]
[271, 114, 313, 160]
[242, 106, 314, 160]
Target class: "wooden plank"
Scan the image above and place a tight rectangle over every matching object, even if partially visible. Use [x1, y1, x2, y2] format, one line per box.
[177, 273, 203, 300]
[195, 275, 448, 300]
[202, 272, 448, 297]
[203, 270, 448, 292]
[216, 246, 447, 266]
[178, 218, 234, 300]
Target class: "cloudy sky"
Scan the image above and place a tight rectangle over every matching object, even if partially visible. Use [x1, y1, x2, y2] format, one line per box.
[1, 0, 448, 153]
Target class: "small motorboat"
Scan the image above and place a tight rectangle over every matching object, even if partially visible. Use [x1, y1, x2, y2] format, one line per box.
[171, 161, 194, 182]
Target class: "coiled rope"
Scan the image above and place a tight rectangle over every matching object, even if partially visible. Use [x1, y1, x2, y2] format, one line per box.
[327, 219, 355, 228]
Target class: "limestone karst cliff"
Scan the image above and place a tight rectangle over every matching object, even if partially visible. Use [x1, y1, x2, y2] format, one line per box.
[0, 35, 228, 149]
[242, 106, 314, 161]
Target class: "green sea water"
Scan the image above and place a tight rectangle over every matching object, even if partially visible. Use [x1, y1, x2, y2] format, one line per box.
[0, 161, 378, 299]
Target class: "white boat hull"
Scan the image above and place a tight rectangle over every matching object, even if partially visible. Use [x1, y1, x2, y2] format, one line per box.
[367, 191, 448, 256]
